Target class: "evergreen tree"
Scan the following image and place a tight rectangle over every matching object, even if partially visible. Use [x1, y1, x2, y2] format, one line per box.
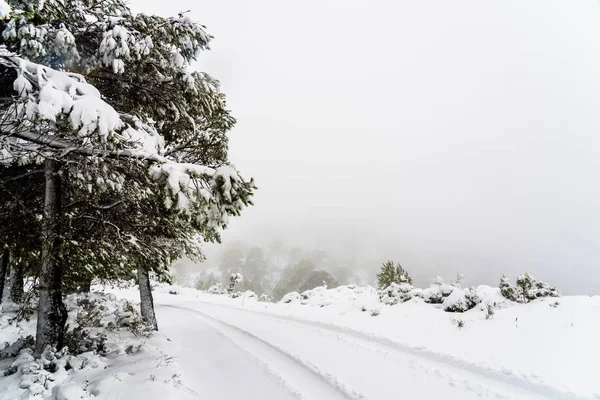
[452, 273, 464, 288]
[376, 261, 413, 289]
[228, 273, 243, 294]
[499, 274, 516, 301]
[499, 273, 559, 303]
[0, 1, 255, 354]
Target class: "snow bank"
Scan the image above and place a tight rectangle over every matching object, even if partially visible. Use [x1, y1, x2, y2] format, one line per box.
[0, 292, 197, 400]
[443, 287, 480, 312]
[279, 285, 379, 309]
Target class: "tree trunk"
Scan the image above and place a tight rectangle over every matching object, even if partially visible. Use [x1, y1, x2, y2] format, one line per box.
[35, 159, 67, 356]
[138, 266, 158, 331]
[9, 263, 23, 303]
[0, 250, 8, 304]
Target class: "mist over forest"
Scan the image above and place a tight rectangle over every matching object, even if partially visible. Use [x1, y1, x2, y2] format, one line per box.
[171, 227, 588, 299]
[144, 0, 600, 297]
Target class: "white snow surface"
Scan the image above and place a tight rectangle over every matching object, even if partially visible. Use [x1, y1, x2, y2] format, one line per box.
[115, 284, 599, 400]
[0, 1, 11, 19]
[2, 284, 598, 399]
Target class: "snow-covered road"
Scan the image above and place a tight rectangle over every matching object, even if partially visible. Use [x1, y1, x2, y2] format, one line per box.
[156, 301, 564, 400]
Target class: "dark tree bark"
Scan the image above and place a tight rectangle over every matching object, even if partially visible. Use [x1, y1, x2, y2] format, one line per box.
[0, 249, 8, 303]
[9, 263, 23, 303]
[138, 266, 158, 331]
[35, 159, 67, 356]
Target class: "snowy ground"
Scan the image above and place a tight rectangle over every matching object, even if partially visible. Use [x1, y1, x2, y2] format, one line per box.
[113, 285, 599, 400]
[1, 284, 599, 399]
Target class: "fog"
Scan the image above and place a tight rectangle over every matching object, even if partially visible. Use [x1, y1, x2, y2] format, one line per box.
[132, 0, 600, 294]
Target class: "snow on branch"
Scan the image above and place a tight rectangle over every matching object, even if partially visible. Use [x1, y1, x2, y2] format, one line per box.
[0, 48, 254, 217]
[0, 49, 163, 156]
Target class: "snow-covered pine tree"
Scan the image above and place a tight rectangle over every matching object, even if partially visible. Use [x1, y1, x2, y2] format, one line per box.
[228, 273, 243, 294]
[376, 260, 413, 289]
[499, 273, 559, 303]
[0, 1, 255, 354]
[499, 274, 516, 301]
[514, 273, 559, 302]
[452, 272, 464, 288]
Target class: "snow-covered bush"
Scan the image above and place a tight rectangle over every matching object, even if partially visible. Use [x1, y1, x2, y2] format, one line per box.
[298, 286, 335, 305]
[63, 327, 108, 356]
[0, 336, 34, 359]
[499, 273, 559, 303]
[378, 276, 462, 306]
[420, 276, 456, 304]
[207, 282, 226, 295]
[3, 293, 149, 364]
[379, 282, 415, 305]
[230, 289, 256, 299]
[279, 285, 378, 309]
[79, 294, 145, 333]
[5, 346, 107, 398]
[443, 286, 481, 312]
[452, 318, 465, 329]
[258, 294, 272, 302]
[111, 300, 150, 337]
[73, 296, 103, 328]
[1, 291, 154, 398]
[280, 292, 301, 304]
[516, 273, 559, 301]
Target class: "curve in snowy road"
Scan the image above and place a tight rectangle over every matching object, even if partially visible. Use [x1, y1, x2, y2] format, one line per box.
[190, 300, 584, 400]
[156, 304, 356, 400]
[161, 301, 585, 400]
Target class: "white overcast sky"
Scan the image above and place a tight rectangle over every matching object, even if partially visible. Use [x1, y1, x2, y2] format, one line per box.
[131, 0, 600, 294]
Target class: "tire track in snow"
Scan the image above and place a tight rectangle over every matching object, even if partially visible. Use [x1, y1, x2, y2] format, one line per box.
[177, 301, 588, 400]
[159, 305, 362, 400]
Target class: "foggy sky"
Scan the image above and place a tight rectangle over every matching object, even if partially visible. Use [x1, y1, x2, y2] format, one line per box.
[131, 0, 600, 294]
